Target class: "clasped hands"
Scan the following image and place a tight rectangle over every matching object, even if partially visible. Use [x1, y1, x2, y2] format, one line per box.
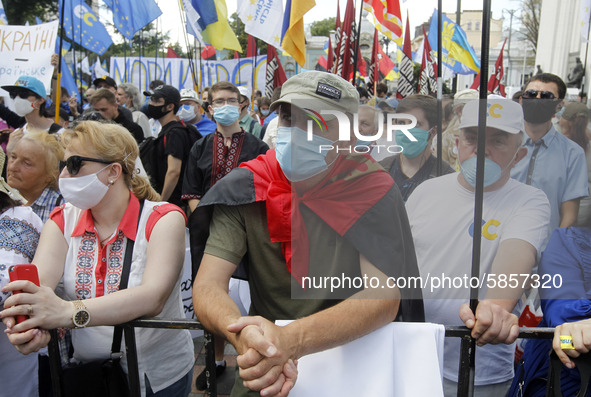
[228, 316, 298, 397]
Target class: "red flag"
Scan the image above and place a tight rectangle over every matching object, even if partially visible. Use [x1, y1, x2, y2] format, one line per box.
[247, 35, 256, 58]
[358, 54, 367, 77]
[327, 36, 334, 72]
[166, 46, 180, 58]
[367, 29, 379, 95]
[362, 0, 403, 46]
[418, 26, 437, 95]
[470, 72, 481, 89]
[377, 39, 395, 77]
[488, 38, 507, 96]
[201, 45, 216, 60]
[234, 50, 239, 59]
[332, 2, 342, 74]
[396, 13, 414, 99]
[266, 45, 287, 97]
[317, 56, 328, 71]
[337, 0, 355, 80]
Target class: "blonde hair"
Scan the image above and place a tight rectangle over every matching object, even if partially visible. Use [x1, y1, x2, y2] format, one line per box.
[18, 129, 64, 190]
[62, 121, 160, 201]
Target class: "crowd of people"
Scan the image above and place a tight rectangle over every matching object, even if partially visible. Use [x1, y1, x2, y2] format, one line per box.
[0, 59, 590, 397]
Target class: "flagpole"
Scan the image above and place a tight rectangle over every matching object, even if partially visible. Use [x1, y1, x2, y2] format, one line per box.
[457, 1, 491, 396]
[124, 38, 128, 83]
[351, 0, 364, 85]
[139, 30, 143, 93]
[252, 37, 257, 103]
[71, 44, 78, 99]
[55, 0, 66, 124]
[436, 1, 443, 176]
[581, 11, 591, 98]
[452, 0, 461, 94]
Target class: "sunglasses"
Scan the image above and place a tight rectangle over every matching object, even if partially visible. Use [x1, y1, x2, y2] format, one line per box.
[61, 156, 112, 176]
[522, 90, 556, 100]
[9, 90, 33, 100]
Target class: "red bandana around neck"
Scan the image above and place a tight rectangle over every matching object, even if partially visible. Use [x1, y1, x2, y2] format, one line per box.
[240, 150, 393, 284]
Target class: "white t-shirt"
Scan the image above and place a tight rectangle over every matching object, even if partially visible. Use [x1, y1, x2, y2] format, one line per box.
[406, 173, 550, 385]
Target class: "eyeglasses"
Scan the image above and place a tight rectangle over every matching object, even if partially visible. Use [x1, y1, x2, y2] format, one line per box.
[522, 90, 556, 100]
[9, 90, 33, 100]
[61, 156, 112, 176]
[211, 98, 239, 107]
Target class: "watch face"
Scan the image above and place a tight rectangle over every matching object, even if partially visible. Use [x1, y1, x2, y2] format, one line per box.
[75, 310, 90, 327]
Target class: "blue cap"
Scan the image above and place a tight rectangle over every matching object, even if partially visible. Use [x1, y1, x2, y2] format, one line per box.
[377, 97, 399, 110]
[2, 75, 47, 98]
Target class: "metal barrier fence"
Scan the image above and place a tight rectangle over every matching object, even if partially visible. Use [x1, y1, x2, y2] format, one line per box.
[48, 321, 557, 397]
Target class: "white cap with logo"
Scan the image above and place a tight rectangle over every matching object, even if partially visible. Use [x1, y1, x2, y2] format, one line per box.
[459, 98, 525, 134]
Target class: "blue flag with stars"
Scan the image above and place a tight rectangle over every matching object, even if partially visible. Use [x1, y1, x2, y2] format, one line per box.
[61, 0, 113, 55]
[102, 0, 162, 41]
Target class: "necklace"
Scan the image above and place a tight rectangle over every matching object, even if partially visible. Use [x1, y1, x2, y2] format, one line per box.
[99, 230, 117, 246]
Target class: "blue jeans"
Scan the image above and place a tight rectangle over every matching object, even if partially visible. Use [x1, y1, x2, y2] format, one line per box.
[146, 369, 192, 397]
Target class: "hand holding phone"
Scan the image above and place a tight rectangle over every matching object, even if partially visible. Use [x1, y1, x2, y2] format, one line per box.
[8, 264, 40, 324]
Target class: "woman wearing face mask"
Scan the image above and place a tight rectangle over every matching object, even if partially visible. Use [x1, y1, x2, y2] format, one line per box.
[379, 95, 454, 202]
[7, 130, 64, 222]
[0, 76, 62, 136]
[116, 83, 152, 139]
[1, 121, 195, 396]
[257, 97, 272, 125]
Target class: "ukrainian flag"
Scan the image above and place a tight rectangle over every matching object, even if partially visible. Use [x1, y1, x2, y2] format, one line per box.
[199, 0, 242, 52]
[281, 0, 316, 67]
[427, 9, 480, 74]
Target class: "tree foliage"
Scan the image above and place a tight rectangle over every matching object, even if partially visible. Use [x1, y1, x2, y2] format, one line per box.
[4, 0, 58, 25]
[520, 0, 541, 54]
[311, 17, 336, 37]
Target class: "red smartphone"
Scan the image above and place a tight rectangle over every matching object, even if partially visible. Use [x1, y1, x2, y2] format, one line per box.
[8, 264, 40, 324]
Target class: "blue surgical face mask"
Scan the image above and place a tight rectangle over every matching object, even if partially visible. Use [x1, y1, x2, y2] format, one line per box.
[213, 104, 240, 126]
[459, 148, 518, 188]
[252, 104, 259, 113]
[275, 126, 335, 182]
[395, 128, 431, 158]
[261, 109, 270, 116]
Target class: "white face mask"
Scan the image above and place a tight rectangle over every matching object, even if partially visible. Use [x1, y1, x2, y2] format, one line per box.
[14, 97, 35, 117]
[177, 104, 196, 122]
[59, 165, 110, 210]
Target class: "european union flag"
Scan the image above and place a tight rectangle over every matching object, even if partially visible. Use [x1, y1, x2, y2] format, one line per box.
[60, 56, 79, 101]
[103, 0, 162, 41]
[61, 0, 113, 55]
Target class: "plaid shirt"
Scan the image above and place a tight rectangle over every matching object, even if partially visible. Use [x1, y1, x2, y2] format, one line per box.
[30, 187, 63, 223]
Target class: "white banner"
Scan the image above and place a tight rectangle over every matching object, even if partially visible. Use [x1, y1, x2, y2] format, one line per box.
[110, 56, 268, 93]
[0, 21, 58, 94]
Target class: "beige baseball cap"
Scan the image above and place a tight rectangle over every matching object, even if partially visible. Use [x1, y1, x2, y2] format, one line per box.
[459, 98, 525, 134]
[270, 71, 359, 119]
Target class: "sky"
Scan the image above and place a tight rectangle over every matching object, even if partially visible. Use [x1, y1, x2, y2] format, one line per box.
[157, 0, 519, 50]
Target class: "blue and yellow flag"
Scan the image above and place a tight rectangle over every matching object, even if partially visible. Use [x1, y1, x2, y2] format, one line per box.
[61, 0, 113, 55]
[428, 9, 480, 74]
[60, 56, 79, 100]
[0, 1, 7, 25]
[281, 0, 316, 66]
[197, 0, 241, 51]
[102, 0, 162, 41]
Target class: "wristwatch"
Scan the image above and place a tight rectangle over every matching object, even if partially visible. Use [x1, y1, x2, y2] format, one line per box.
[72, 300, 90, 328]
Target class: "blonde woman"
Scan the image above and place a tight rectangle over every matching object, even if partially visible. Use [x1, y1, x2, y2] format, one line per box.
[7, 130, 64, 222]
[1, 121, 194, 396]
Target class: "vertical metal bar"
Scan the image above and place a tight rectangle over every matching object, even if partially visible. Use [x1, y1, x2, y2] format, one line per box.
[204, 331, 218, 397]
[437, 0, 443, 176]
[457, 0, 492, 395]
[48, 329, 63, 397]
[124, 326, 141, 397]
[457, 335, 475, 396]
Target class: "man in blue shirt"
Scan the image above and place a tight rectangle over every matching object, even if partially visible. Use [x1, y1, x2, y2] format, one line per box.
[511, 73, 588, 238]
[177, 89, 216, 136]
